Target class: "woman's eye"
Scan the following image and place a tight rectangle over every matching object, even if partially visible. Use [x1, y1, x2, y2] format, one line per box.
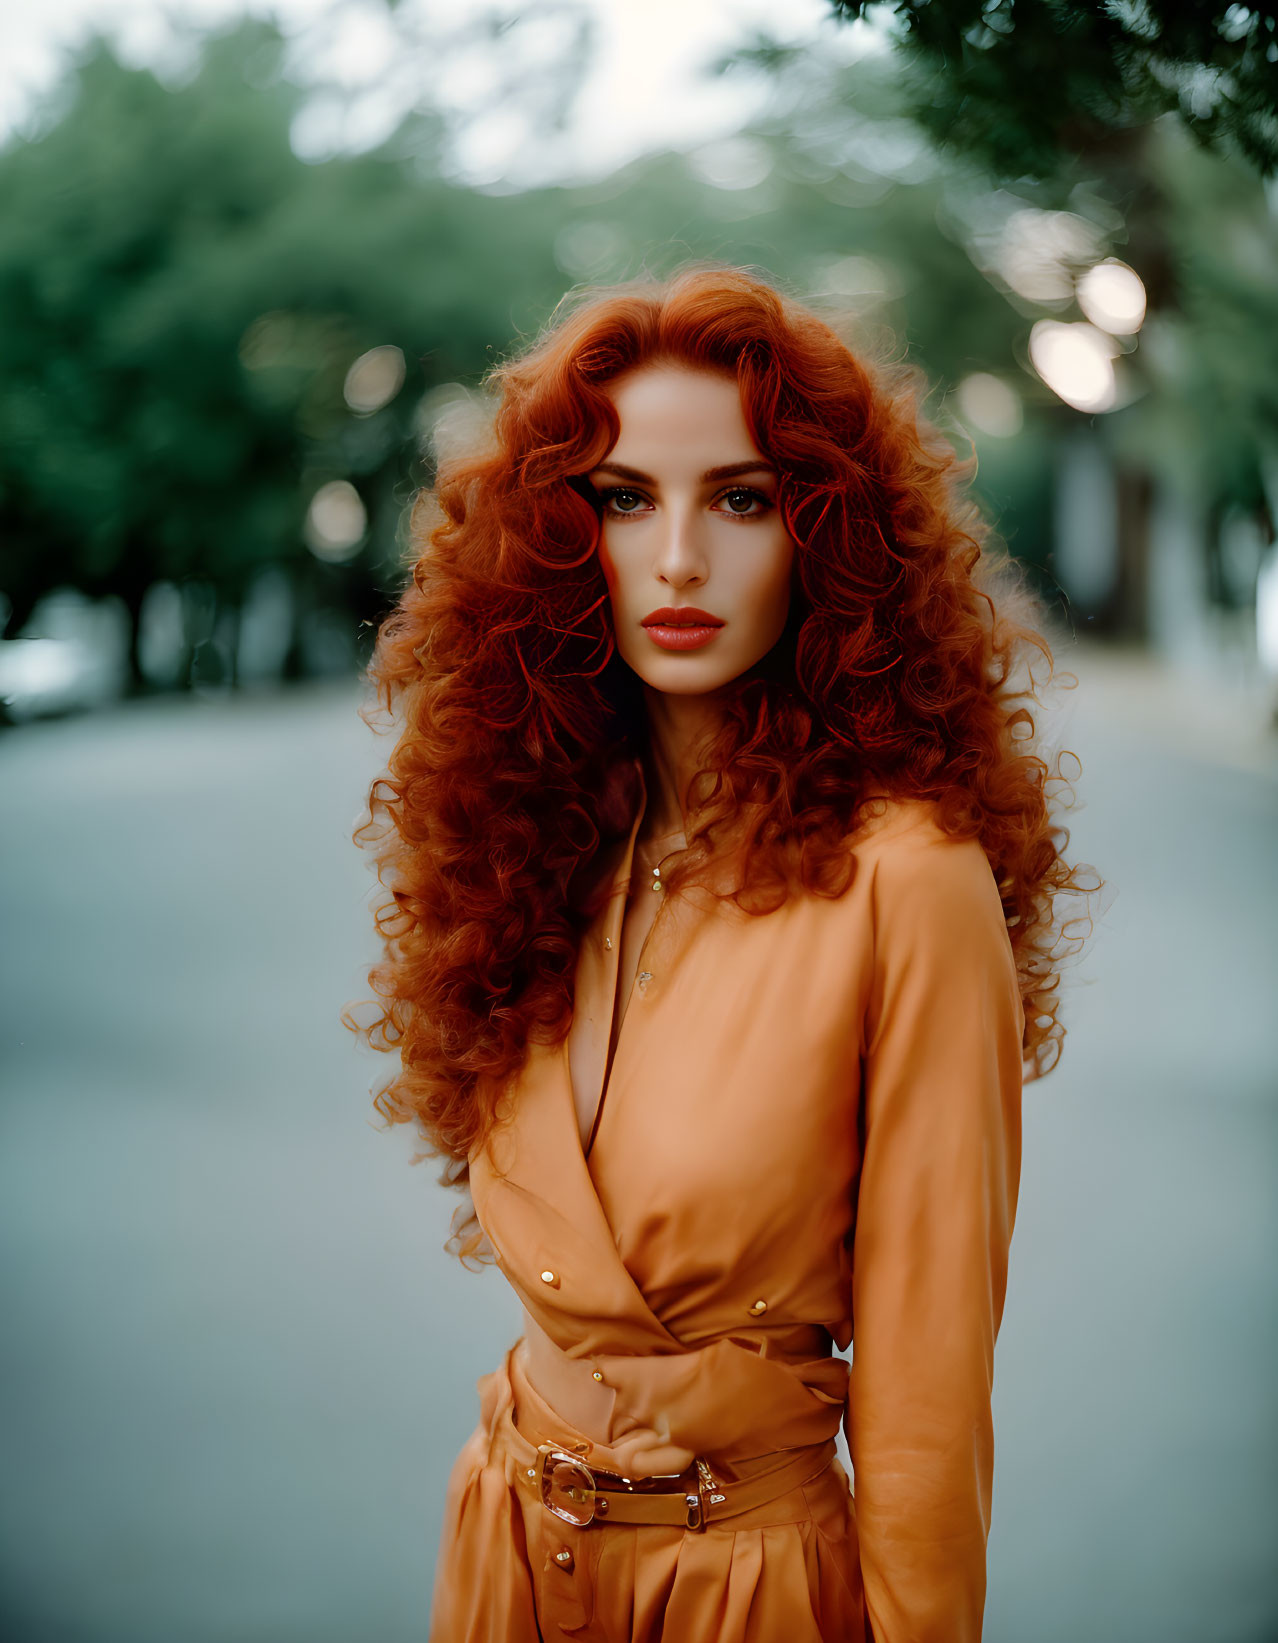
[601, 488, 647, 515]
[718, 487, 770, 517]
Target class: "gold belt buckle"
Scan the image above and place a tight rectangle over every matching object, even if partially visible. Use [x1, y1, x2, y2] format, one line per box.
[536, 1443, 601, 1527]
[535, 1443, 720, 1532]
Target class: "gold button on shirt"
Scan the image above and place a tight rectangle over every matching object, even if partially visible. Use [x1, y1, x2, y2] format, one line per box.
[430, 754, 1026, 1643]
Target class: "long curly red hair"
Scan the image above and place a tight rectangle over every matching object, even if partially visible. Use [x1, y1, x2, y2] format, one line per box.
[346, 263, 1098, 1237]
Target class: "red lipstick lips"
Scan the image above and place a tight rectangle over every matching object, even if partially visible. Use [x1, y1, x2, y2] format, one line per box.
[640, 606, 725, 652]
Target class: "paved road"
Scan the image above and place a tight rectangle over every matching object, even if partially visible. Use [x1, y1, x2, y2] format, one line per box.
[0, 648, 1274, 1643]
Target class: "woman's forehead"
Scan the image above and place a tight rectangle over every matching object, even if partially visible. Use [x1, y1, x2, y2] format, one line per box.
[596, 365, 763, 472]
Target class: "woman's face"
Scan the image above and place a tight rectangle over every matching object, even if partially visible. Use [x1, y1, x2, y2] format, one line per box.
[585, 364, 795, 698]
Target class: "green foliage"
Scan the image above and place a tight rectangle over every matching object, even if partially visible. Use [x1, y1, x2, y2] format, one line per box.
[830, 1, 1278, 178]
[0, 20, 573, 678]
[809, 4, 1278, 633]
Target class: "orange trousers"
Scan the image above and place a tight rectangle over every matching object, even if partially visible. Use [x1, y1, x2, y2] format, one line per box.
[428, 1344, 867, 1642]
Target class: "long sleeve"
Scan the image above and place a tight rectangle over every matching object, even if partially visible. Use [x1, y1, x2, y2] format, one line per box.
[847, 826, 1026, 1643]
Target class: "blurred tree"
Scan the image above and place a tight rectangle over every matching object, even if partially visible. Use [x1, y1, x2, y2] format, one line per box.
[812, 0, 1278, 640]
[0, 24, 315, 681]
[828, 1, 1278, 179]
[0, 19, 576, 692]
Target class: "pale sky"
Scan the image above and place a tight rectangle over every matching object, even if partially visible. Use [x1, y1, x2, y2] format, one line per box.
[0, 0, 876, 185]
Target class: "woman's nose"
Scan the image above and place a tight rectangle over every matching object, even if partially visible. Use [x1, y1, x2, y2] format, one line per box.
[655, 503, 707, 581]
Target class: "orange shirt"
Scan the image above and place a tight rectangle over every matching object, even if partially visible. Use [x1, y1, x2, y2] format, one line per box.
[467, 754, 1026, 1641]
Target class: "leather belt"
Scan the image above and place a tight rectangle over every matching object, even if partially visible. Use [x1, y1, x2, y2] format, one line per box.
[499, 1405, 837, 1533]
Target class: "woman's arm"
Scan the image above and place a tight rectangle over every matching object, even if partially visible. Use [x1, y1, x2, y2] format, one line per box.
[848, 826, 1026, 1643]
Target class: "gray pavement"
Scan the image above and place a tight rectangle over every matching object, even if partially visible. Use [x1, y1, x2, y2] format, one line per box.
[0, 646, 1274, 1643]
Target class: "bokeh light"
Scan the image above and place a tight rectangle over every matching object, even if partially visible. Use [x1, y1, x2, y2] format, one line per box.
[415, 382, 493, 468]
[343, 345, 406, 415]
[997, 209, 1105, 303]
[956, 372, 1024, 438]
[810, 251, 899, 304]
[687, 135, 774, 191]
[1028, 320, 1119, 412]
[1077, 258, 1147, 334]
[305, 479, 367, 561]
[553, 220, 629, 278]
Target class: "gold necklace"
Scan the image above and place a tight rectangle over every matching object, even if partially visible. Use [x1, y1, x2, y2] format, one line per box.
[633, 827, 685, 895]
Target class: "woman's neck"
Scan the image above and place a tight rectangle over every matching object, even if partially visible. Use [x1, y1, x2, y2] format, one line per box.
[640, 686, 724, 837]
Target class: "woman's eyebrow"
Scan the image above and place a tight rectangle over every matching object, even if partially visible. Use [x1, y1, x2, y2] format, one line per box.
[589, 460, 777, 484]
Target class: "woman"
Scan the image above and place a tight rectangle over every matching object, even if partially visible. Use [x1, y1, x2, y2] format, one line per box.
[349, 265, 1095, 1642]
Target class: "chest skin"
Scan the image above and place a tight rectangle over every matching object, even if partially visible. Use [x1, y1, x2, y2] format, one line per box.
[570, 837, 681, 1154]
[606, 884, 661, 1073]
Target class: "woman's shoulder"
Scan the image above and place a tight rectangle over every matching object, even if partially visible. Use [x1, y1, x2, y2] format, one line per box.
[848, 791, 961, 857]
[845, 793, 1003, 913]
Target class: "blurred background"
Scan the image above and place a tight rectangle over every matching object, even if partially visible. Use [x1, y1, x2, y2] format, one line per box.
[1, 2, 1275, 1640]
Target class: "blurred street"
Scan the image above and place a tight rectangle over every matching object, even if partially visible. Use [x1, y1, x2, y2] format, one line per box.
[1, 644, 1275, 1643]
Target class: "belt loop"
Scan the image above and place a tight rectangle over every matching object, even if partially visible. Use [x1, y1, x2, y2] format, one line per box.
[684, 1457, 712, 1533]
[696, 1457, 728, 1520]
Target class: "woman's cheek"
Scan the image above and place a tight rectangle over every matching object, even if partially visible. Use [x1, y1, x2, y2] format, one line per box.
[740, 560, 792, 659]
